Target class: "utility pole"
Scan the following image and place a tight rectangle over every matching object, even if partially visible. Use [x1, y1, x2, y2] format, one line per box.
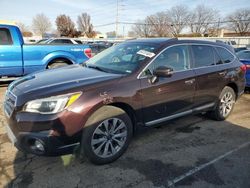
[217, 18, 221, 37]
[115, 0, 119, 38]
[115, 0, 126, 38]
[123, 25, 125, 38]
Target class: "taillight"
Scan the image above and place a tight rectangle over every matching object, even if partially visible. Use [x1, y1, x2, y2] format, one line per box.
[245, 64, 250, 70]
[240, 64, 247, 72]
[84, 48, 92, 58]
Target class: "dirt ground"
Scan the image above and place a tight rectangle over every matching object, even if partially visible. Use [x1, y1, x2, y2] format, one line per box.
[0, 83, 250, 188]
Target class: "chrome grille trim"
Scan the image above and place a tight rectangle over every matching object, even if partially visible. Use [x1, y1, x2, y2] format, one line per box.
[4, 90, 17, 117]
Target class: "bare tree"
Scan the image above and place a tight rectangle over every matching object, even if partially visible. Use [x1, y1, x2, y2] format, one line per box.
[131, 18, 154, 37]
[16, 22, 33, 37]
[16, 22, 29, 32]
[55, 14, 77, 37]
[166, 5, 191, 37]
[132, 12, 173, 37]
[147, 12, 172, 37]
[32, 13, 51, 36]
[227, 8, 250, 36]
[188, 5, 219, 35]
[77, 13, 95, 38]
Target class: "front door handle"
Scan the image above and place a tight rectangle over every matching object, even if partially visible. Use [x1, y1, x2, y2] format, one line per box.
[219, 71, 227, 76]
[185, 79, 195, 85]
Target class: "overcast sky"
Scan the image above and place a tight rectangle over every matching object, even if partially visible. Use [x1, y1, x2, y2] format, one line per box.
[0, 0, 249, 34]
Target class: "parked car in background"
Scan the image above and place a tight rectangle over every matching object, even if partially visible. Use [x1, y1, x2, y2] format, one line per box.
[89, 43, 111, 56]
[38, 38, 83, 44]
[94, 41, 114, 47]
[4, 38, 245, 164]
[236, 50, 250, 87]
[224, 40, 237, 46]
[35, 38, 49, 44]
[24, 39, 38, 44]
[88, 41, 122, 56]
[0, 24, 91, 79]
[234, 47, 248, 53]
[215, 40, 235, 51]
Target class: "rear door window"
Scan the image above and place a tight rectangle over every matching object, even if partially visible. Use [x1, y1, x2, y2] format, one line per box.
[192, 45, 219, 68]
[0, 28, 13, 45]
[216, 47, 235, 63]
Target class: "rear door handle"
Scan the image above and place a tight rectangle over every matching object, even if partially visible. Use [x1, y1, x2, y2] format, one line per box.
[185, 79, 195, 85]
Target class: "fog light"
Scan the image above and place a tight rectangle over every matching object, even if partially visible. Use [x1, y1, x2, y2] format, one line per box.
[34, 140, 45, 152]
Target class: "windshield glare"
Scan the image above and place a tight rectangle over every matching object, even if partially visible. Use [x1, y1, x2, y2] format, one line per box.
[85, 42, 157, 74]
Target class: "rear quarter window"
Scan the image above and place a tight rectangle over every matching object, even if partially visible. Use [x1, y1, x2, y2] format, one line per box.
[216, 47, 235, 63]
[0, 28, 13, 45]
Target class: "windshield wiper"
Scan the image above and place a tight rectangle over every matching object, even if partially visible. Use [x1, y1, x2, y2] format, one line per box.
[85, 64, 125, 74]
[86, 64, 108, 73]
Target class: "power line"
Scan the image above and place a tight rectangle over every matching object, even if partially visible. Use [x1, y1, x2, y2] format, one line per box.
[93, 19, 250, 28]
[94, 22, 116, 28]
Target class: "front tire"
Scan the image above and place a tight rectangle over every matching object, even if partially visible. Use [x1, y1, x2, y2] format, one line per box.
[81, 106, 133, 165]
[209, 86, 236, 121]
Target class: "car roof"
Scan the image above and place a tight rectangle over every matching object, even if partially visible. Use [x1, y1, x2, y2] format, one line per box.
[124, 38, 233, 51]
[125, 38, 228, 46]
[177, 39, 224, 46]
[180, 39, 235, 52]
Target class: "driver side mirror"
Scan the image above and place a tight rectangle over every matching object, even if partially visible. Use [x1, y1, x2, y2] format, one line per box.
[148, 66, 174, 84]
[153, 66, 173, 77]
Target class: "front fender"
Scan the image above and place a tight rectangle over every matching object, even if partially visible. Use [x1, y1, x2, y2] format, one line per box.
[60, 97, 105, 136]
[60, 88, 118, 136]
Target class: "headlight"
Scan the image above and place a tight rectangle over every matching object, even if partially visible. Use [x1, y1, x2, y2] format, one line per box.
[23, 93, 81, 114]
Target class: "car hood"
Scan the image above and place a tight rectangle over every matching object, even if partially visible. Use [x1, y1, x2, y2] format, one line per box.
[11, 65, 122, 98]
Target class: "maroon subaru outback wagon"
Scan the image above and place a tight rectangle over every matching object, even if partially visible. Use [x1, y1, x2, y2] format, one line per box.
[4, 38, 246, 164]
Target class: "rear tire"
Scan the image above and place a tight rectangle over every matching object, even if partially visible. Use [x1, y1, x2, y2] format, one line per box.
[81, 106, 133, 165]
[209, 86, 236, 121]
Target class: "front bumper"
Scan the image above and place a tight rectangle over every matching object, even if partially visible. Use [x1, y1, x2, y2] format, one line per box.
[5, 123, 81, 156]
[4, 95, 85, 156]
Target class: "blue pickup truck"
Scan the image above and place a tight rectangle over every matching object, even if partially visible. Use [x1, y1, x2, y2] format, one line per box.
[0, 24, 91, 79]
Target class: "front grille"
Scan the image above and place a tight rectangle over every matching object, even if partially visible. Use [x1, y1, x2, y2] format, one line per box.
[4, 90, 17, 117]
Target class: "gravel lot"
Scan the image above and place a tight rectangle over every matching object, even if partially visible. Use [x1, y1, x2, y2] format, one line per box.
[0, 83, 250, 188]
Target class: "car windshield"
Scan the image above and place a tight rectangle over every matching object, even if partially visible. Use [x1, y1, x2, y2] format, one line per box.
[85, 42, 158, 74]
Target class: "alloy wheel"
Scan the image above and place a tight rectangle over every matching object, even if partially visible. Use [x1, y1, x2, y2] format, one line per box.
[219, 91, 235, 117]
[91, 118, 127, 158]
